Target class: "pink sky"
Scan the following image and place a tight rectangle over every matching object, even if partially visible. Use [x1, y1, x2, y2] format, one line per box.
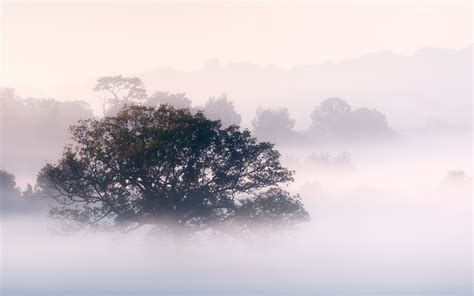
[1, 1, 472, 90]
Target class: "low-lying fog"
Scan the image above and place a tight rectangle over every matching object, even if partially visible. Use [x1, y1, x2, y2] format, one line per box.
[1, 131, 471, 295]
[1, 2, 472, 294]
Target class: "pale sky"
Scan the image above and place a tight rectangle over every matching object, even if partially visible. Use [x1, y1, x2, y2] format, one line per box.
[1, 1, 472, 91]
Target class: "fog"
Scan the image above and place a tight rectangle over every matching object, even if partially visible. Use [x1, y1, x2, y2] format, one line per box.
[1, 125, 471, 294]
[1, 2, 472, 294]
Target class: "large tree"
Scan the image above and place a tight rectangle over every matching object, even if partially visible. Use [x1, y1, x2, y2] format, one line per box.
[37, 105, 308, 234]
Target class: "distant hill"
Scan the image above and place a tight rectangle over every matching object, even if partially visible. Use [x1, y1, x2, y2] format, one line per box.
[139, 46, 472, 131]
[17, 46, 472, 131]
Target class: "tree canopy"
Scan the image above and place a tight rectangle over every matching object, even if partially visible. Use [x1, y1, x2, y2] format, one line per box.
[252, 107, 296, 142]
[309, 97, 394, 141]
[200, 95, 242, 127]
[0, 170, 46, 216]
[310, 97, 352, 134]
[93, 76, 147, 116]
[146, 91, 192, 110]
[0, 88, 93, 177]
[37, 105, 308, 234]
[0, 169, 19, 196]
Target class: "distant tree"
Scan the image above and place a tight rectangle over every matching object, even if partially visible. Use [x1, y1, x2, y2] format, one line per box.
[306, 152, 352, 169]
[0, 170, 46, 215]
[347, 107, 391, 136]
[0, 169, 20, 196]
[21, 183, 35, 198]
[443, 170, 472, 185]
[146, 91, 192, 109]
[310, 97, 351, 135]
[0, 170, 36, 199]
[252, 107, 296, 142]
[200, 95, 242, 127]
[0, 87, 22, 121]
[306, 152, 331, 167]
[309, 97, 393, 141]
[333, 152, 352, 167]
[37, 105, 309, 234]
[93, 76, 147, 116]
[0, 87, 18, 104]
[1, 88, 93, 176]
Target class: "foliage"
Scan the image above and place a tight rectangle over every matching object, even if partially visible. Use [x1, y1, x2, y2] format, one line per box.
[309, 97, 394, 141]
[93, 76, 147, 116]
[0, 88, 93, 175]
[0, 169, 45, 216]
[146, 91, 192, 110]
[37, 105, 309, 234]
[0, 169, 19, 195]
[200, 95, 242, 127]
[310, 97, 352, 134]
[229, 188, 309, 233]
[252, 107, 296, 142]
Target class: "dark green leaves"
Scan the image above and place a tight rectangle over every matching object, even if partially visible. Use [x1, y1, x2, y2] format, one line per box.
[38, 105, 308, 234]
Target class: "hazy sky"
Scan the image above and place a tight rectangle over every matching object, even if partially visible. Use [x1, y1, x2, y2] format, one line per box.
[1, 1, 472, 90]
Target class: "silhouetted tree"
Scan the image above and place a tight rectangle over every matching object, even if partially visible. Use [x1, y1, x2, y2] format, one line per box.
[252, 107, 296, 143]
[93, 76, 147, 116]
[37, 105, 308, 234]
[146, 91, 192, 109]
[200, 95, 241, 127]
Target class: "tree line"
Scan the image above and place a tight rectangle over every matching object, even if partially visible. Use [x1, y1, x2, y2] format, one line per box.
[0, 76, 395, 236]
[93, 76, 396, 145]
[0, 104, 309, 236]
